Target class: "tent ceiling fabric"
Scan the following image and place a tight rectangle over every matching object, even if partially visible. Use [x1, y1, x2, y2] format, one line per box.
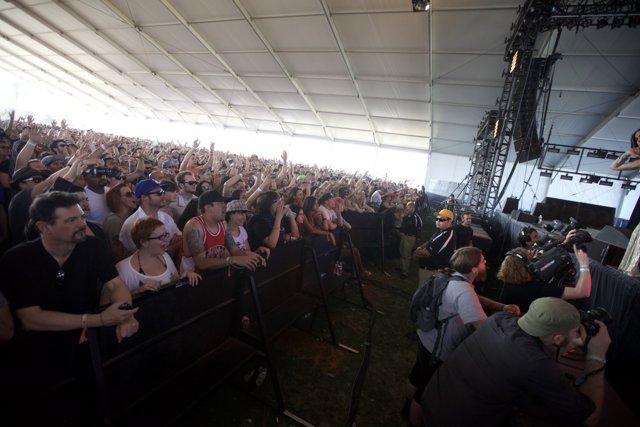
[0, 0, 638, 159]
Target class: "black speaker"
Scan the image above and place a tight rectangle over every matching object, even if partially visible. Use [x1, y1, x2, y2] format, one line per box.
[514, 210, 539, 224]
[503, 197, 519, 214]
[542, 197, 615, 229]
[532, 202, 547, 217]
[585, 226, 631, 266]
[512, 58, 544, 163]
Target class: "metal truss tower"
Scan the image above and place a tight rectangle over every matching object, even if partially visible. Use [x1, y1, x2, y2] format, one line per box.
[464, 0, 640, 216]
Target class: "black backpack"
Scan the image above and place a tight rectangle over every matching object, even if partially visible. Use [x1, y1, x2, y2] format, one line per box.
[410, 272, 456, 332]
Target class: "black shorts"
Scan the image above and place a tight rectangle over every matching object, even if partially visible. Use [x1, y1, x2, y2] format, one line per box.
[408, 340, 442, 403]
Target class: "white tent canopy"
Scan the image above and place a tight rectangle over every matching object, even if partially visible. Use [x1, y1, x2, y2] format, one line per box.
[0, 0, 639, 202]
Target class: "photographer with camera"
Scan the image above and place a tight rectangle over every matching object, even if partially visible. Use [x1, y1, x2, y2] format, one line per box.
[421, 297, 611, 426]
[498, 240, 591, 313]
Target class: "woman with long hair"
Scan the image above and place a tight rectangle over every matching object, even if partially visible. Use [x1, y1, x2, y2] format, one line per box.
[247, 191, 299, 250]
[497, 245, 591, 312]
[300, 196, 335, 245]
[103, 182, 138, 261]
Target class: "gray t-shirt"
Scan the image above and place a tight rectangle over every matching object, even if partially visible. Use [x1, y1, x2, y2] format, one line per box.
[417, 273, 487, 360]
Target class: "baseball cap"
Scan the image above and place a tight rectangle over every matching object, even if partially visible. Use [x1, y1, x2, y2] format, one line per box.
[11, 167, 49, 184]
[41, 154, 66, 166]
[162, 159, 178, 168]
[437, 209, 454, 220]
[160, 180, 178, 192]
[48, 139, 66, 150]
[198, 190, 230, 209]
[226, 200, 248, 213]
[318, 192, 335, 205]
[517, 297, 580, 337]
[134, 179, 162, 198]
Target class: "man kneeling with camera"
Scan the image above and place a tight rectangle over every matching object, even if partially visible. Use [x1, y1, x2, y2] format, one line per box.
[421, 297, 610, 426]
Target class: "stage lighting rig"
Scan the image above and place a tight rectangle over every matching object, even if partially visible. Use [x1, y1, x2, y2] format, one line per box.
[560, 174, 573, 181]
[622, 182, 637, 190]
[540, 170, 553, 177]
[599, 180, 613, 187]
[567, 148, 580, 156]
[412, 0, 430, 12]
[586, 150, 607, 159]
[547, 146, 560, 153]
[580, 175, 601, 184]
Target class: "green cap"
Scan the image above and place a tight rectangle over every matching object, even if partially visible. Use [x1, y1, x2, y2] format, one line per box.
[517, 297, 580, 337]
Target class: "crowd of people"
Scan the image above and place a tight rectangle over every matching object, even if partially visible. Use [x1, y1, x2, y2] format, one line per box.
[0, 112, 614, 426]
[0, 111, 425, 347]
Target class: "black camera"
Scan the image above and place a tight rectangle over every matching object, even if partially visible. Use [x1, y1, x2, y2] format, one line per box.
[87, 166, 120, 178]
[528, 246, 575, 285]
[580, 307, 612, 337]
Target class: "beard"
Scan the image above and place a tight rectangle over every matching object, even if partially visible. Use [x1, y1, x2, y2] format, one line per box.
[475, 269, 487, 282]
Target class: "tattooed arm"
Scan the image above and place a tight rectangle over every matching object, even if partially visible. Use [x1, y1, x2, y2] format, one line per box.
[183, 219, 260, 271]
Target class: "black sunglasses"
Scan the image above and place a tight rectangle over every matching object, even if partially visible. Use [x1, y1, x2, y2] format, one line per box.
[435, 217, 451, 222]
[184, 180, 198, 185]
[146, 190, 165, 197]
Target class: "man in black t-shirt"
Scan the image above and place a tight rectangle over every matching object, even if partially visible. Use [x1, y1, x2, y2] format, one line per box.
[1, 191, 140, 423]
[414, 209, 456, 285]
[454, 211, 474, 248]
[1, 192, 139, 351]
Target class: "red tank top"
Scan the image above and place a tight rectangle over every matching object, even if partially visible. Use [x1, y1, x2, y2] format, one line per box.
[194, 215, 229, 259]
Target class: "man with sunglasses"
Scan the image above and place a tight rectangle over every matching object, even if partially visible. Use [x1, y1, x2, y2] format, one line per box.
[172, 171, 198, 216]
[414, 209, 456, 285]
[119, 179, 181, 254]
[84, 167, 110, 225]
[0, 191, 138, 423]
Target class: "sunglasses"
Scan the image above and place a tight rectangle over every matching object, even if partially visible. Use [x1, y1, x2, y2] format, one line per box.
[146, 190, 165, 197]
[147, 232, 170, 241]
[435, 217, 451, 222]
[184, 180, 198, 185]
[113, 176, 127, 181]
[25, 176, 44, 184]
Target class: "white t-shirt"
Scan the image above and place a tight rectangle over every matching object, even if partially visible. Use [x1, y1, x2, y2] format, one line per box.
[226, 225, 249, 252]
[85, 186, 109, 225]
[116, 252, 179, 292]
[119, 207, 180, 253]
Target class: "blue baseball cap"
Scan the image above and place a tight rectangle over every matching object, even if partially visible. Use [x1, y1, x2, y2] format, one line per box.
[162, 159, 178, 168]
[134, 179, 162, 199]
